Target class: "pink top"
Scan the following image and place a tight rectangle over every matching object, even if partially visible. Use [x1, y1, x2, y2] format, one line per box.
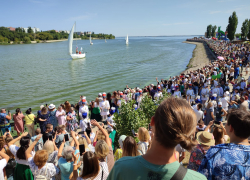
[56, 110, 66, 125]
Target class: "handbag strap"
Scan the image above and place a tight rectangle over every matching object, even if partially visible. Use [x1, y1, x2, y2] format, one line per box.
[100, 165, 104, 180]
[170, 165, 187, 180]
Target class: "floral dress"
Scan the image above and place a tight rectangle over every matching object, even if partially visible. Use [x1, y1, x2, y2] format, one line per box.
[67, 111, 78, 131]
[187, 144, 208, 171]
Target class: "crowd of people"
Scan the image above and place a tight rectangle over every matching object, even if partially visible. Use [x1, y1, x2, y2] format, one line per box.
[0, 39, 250, 179]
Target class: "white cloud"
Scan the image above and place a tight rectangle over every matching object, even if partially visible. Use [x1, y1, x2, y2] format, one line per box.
[68, 13, 97, 21]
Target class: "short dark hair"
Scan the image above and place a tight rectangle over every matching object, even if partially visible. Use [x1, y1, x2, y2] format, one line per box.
[227, 109, 250, 139]
[46, 123, 53, 130]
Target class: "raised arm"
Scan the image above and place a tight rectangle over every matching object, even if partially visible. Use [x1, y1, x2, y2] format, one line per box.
[58, 138, 65, 159]
[91, 119, 111, 147]
[26, 134, 43, 160]
[71, 131, 79, 150]
[0, 151, 9, 163]
[8, 132, 28, 147]
[205, 120, 214, 132]
[84, 131, 91, 145]
[220, 121, 227, 135]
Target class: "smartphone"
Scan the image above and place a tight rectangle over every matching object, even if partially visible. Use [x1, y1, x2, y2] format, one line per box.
[5, 128, 9, 132]
[103, 120, 107, 125]
[87, 122, 90, 129]
[8, 110, 10, 114]
[79, 144, 85, 155]
[49, 135, 53, 141]
[148, 123, 152, 131]
[214, 121, 220, 125]
[131, 129, 135, 136]
[64, 134, 69, 141]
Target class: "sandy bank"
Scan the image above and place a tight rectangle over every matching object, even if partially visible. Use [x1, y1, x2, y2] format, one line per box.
[182, 41, 216, 73]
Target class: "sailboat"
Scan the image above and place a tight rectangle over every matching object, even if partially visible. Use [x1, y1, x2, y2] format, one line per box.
[105, 37, 107, 43]
[68, 22, 85, 59]
[90, 34, 93, 45]
[125, 34, 129, 45]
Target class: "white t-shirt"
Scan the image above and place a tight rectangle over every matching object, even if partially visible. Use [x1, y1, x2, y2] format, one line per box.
[9, 145, 35, 165]
[193, 109, 204, 122]
[80, 119, 89, 132]
[0, 159, 7, 180]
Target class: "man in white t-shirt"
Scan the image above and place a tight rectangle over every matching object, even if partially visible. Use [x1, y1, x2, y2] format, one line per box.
[0, 151, 9, 180]
[193, 103, 204, 123]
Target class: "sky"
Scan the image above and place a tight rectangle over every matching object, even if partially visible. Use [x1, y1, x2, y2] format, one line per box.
[1, 0, 250, 37]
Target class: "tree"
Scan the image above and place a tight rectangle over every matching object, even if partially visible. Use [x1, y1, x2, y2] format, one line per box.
[23, 36, 31, 43]
[247, 20, 250, 40]
[211, 25, 217, 37]
[206, 24, 212, 38]
[28, 27, 34, 34]
[241, 19, 249, 40]
[227, 11, 238, 41]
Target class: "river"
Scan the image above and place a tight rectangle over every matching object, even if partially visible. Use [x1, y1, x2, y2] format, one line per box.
[0, 36, 196, 112]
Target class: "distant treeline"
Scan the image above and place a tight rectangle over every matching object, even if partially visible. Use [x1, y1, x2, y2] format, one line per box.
[81, 32, 115, 40]
[0, 26, 115, 44]
[0, 26, 69, 44]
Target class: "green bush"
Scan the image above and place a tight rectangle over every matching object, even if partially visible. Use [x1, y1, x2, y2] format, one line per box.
[36, 40, 40, 43]
[113, 90, 171, 146]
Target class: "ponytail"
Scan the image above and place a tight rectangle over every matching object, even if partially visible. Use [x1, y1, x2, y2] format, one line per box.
[16, 137, 30, 160]
[15, 108, 20, 116]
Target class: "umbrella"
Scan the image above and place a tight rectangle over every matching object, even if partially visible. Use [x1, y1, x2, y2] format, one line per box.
[217, 56, 224, 60]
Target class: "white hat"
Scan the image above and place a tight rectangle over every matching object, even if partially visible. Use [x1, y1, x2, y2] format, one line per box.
[40, 105, 44, 110]
[218, 102, 222, 106]
[98, 93, 102, 96]
[111, 107, 116, 110]
[212, 94, 217, 97]
[48, 104, 55, 109]
[225, 91, 230, 95]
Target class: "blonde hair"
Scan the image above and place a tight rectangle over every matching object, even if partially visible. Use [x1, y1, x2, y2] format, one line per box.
[95, 140, 109, 159]
[43, 141, 54, 154]
[97, 129, 108, 141]
[138, 127, 150, 142]
[78, 137, 89, 150]
[207, 102, 213, 109]
[33, 150, 48, 167]
[95, 97, 99, 106]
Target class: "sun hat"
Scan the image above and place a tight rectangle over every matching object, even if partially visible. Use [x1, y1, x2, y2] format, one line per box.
[40, 105, 44, 110]
[197, 131, 215, 146]
[98, 93, 102, 97]
[48, 104, 55, 109]
[118, 135, 127, 148]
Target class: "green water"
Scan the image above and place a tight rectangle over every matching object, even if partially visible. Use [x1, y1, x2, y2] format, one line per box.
[0, 36, 195, 112]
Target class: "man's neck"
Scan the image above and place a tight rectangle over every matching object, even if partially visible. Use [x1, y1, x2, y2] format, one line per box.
[230, 136, 250, 145]
[142, 139, 176, 165]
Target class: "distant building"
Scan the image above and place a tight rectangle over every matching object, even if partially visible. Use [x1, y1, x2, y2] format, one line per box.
[22, 27, 40, 33]
[7, 27, 15, 31]
[86, 31, 92, 35]
[75, 31, 84, 36]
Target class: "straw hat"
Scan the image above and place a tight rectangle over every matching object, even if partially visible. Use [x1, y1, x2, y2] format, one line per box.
[196, 131, 215, 146]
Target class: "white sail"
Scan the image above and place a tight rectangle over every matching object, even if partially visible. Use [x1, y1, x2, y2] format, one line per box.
[90, 34, 91, 43]
[68, 23, 75, 55]
[126, 34, 129, 45]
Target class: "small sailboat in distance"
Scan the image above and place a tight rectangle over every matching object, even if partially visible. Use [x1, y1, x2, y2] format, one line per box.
[90, 34, 93, 45]
[125, 34, 129, 45]
[105, 37, 107, 43]
[68, 22, 85, 59]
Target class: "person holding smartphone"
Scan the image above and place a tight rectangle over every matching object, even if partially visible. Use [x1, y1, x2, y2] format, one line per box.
[42, 123, 53, 145]
[0, 108, 12, 134]
[58, 131, 81, 180]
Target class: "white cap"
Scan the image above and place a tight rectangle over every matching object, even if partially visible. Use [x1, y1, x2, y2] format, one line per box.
[98, 93, 102, 96]
[111, 107, 116, 110]
[40, 105, 44, 110]
[212, 94, 217, 97]
[218, 102, 222, 106]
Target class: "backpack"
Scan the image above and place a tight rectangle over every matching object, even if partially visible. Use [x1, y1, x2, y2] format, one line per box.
[34, 164, 48, 180]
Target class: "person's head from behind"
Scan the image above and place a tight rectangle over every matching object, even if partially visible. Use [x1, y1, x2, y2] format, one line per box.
[35, 128, 41, 135]
[81, 151, 99, 179]
[58, 125, 66, 133]
[41, 107, 47, 115]
[46, 123, 53, 133]
[26, 108, 32, 115]
[152, 97, 197, 151]
[78, 137, 89, 149]
[197, 103, 202, 110]
[33, 150, 48, 167]
[122, 136, 138, 157]
[138, 127, 150, 142]
[43, 140, 54, 154]
[16, 136, 30, 160]
[95, 140, 109, 159]
[15, 108, 21, 115]
[62, 146, 74, 161]
[213, 126, 224, 145]
[226, 109, 250, 141]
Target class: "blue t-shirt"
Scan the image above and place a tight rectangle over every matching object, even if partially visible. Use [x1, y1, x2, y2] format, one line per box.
[235, 67, 240, 75]
[58, 149, 79, 180]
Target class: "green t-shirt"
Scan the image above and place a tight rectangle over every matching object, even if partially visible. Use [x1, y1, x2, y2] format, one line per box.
[109, 130, 116, 150]
[107, 156, 206, 180]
